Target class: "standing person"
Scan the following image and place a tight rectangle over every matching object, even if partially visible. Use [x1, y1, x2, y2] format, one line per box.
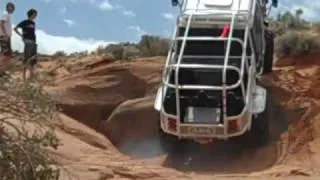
[0, 2, 15, 71]
[14, 8, 38, 81]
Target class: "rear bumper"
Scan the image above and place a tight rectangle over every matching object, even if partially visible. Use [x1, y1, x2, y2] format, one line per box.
[159, 110, 251, 140]
[154, 84, 267, 140]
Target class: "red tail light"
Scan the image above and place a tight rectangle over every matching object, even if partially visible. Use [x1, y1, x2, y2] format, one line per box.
[167, 117, 177, 132]
[228, 119, 239, 134]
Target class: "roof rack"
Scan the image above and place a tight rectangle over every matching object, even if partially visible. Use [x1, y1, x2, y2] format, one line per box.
[177, 0, 255, 28]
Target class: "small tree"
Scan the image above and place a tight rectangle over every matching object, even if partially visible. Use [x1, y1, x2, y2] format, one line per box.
[295, 9, 303, 20]
[53, 51, 67, 58]
[138, 35, 169, 57]
[105, 44, 124, 59]
[96, 45, 106, 55]
[122, 45, 141, 60]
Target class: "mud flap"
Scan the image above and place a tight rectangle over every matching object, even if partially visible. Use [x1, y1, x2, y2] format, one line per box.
[154, 86, 163, 111]
[252, 85, 267, 114]
[246, 85, 270, 147]
[158, 123, 188, 155]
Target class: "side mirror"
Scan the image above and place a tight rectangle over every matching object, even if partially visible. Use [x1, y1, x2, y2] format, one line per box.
[272, 0, 278, 8]
[171, 0, 179, 7]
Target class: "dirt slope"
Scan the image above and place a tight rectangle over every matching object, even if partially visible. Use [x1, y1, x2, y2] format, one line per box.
[43, 55, 320, 179]
[12, 113, 189, 180]
[46, 56, 163, 133]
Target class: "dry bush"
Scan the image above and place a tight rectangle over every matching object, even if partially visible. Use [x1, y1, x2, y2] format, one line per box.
[104, 44, 124, 59]
[53, 51, 67, 58]
[39, 70, 56, 85]
[92, 35, 169, 60]
[138, 35, 169, 57]
[0, 72, 61, 180]
[122, 45, 141, 60]
[275, 30, 320, 57]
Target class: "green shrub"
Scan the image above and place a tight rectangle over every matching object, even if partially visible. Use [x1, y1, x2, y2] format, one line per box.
[270, 9, 311, 36]
[53, 51, 67, 58]
[275, 30, 320, 57]
[93, 35, 170, 60]
[105, 44, 124, 59]
[138, 35, 169, 57]
[122, 45, 141, 60]
[0, 73, 61, 180]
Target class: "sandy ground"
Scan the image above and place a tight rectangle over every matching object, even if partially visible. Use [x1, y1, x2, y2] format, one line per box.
[19, 55, 320, 179]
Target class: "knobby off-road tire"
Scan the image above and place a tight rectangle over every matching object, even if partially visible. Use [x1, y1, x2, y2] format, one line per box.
[262, 29, 275, 74]
[248, 82, 272, 148]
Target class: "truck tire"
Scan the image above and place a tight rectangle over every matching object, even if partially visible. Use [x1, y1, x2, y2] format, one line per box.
[263, 30, 275, 74]
[247, 84, 271, 148]
[250, 110, 270, 147]
[158, 125, 187, 155]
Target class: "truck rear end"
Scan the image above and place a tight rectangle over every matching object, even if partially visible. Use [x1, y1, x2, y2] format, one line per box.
[155, 26, 253, 142]
[154, 0, 269, 144]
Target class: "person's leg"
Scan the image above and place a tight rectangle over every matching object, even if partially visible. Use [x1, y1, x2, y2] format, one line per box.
[24, 41, 37, 81]
[27, 59, 35, 80]
[0, 40, 5, 70]
[0, 38, 7, 69]
[0, 38, 12, 77]
[22, 41, 28, 81]
[23, 66, 27, 80]
[2, 38, 12, 70]
[30, 43, 37, 80]
[28, 65, 35, 80]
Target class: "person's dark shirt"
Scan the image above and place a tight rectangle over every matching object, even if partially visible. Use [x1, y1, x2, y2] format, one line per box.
[16, 19, 36, 42]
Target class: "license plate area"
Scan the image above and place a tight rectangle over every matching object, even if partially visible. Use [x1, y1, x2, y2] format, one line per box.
[180, 125, 225, 136]
[185, 126, 215, 135]
[183, 106, 221, 124]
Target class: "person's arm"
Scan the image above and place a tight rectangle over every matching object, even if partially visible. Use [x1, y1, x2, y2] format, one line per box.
[14, 21, 24, 37]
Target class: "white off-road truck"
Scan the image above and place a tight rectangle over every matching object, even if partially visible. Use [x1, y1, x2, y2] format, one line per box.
[154, 0, 278, 152]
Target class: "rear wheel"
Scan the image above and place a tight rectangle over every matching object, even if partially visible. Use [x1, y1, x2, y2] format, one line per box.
[158, 125, 188, 155]
[262, 29, 275, 74]
[250, 113, 270, 147]
[247, 86, 270, 148]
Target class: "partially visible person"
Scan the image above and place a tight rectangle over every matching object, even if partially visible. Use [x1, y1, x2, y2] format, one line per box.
[14, 8, 38, 81]
[0, 2, 15, 71]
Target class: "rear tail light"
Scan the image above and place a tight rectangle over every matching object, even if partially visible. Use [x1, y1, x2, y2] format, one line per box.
[228, 119, 239, 134]
[167, 117, 177, 132]
[228, 116, 249, 134]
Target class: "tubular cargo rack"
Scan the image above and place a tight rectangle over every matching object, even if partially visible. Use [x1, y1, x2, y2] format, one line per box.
[158, 0, 265, 139]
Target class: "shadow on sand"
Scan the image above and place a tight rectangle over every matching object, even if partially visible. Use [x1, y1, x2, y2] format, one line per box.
[116, 87, 303, 174]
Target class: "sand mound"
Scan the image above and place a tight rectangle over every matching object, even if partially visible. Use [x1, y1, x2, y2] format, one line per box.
[42, 114, 191, 180]
[103, 56, 320, 177]
[47, 57, 164, 133]
[104, 96, 162, 157]
[43, 55, 320, 179]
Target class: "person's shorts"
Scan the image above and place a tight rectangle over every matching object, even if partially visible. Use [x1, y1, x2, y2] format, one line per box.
[23, 39, 37, 66]
[0, 36, 12, 56]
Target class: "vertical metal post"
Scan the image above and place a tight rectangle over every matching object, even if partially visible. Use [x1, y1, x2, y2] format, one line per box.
[240, 14, 251, 101]
[174, 13, 193, 136]
[222, 12, 236, 137]
[161, 22, 179, 114]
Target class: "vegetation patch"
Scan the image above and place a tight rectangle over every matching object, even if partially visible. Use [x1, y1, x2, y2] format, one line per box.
[0, 73, 61, 180]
